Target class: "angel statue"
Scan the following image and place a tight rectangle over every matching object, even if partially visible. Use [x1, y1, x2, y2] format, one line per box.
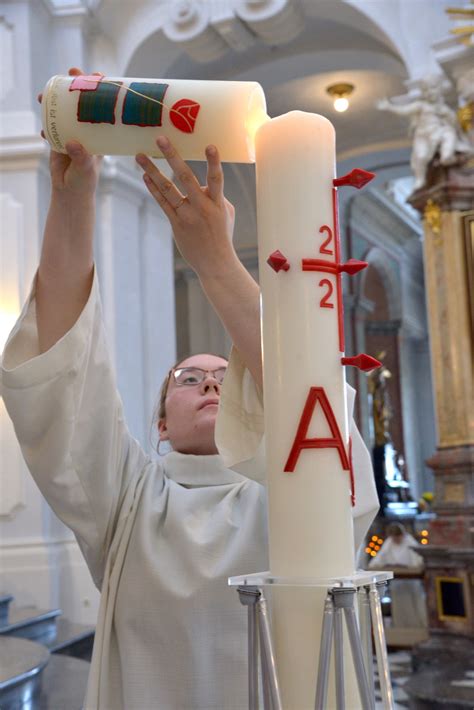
[377, 75, 473, 189]
[367, 354, 393, 448]
[367, 353, 393, 512]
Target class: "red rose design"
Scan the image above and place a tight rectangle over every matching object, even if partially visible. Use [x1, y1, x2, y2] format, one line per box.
[169, 98, 200, 133]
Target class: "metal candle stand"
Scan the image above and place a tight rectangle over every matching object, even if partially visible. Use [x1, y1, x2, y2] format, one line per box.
[229, 570, 394, 710]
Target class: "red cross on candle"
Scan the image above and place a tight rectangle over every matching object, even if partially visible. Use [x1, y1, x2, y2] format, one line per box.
[333, 168, 375, 189]
[299, 188, 367, 352]
[341, 353, 382, 371]
[301, 258, 368, 275]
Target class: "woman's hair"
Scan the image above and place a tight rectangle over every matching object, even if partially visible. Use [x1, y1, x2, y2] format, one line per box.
[150, 356, 189, 445]
[149, 353, 229, 452]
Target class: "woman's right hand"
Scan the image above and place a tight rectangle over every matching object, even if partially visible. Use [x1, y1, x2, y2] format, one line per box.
[39, 67, 102, 198]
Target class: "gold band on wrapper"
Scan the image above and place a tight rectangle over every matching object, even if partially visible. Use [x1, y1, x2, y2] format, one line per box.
[41, 75, 269, 163]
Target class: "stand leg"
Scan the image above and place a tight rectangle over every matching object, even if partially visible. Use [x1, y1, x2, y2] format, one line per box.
[238, 587, 260, 710]
[332, 588, 375, 710]
[369, 583, 394, 710]
[358, 587, 375, 697]
[260, 628, 272, 710]
[333, 605, 345, 710]
[257, 591, 282, 710]
[314, 593, 335, 710]
[249, 602, 259, 709]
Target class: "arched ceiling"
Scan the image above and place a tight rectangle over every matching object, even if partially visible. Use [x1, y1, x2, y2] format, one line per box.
[85, 0, 458, 170]
[120, 6, 411, 161]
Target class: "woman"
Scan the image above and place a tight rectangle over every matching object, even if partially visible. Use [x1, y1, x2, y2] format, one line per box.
[1, 68, 377, 709]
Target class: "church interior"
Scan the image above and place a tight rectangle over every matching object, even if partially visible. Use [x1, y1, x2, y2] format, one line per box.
[0, 0, 473, 707]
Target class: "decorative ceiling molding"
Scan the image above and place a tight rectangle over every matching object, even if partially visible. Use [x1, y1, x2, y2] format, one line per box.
[234, 0, 304, 44]
[40, 0, 90, 17]
[162, 0, 304, 63]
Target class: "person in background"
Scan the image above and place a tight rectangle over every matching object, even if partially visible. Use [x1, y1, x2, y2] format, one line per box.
[369, 523, 427, 629]
[369, 522, 423, 569]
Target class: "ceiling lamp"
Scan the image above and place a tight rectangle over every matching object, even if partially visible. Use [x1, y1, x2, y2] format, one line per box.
[326, 83, 354, 113]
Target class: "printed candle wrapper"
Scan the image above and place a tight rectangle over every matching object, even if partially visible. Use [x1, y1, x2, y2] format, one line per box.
[41, 75, 268, 163]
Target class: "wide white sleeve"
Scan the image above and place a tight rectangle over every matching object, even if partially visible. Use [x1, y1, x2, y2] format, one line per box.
[0, 267, 150, 586]
[216, 347, 380, 549]
[215, 347, 266, 482]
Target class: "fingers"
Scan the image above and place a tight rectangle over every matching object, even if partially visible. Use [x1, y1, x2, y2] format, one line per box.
[65, 140, 96, 170]
[155, 136, 203, 204]
[65, 140, 86, 156]
[68, 68, 104, 77]
[135, 153, 188, 211]
[136, 138, 225, 215]
[142, 173, 178, 223]
[205, 145, 224, 202]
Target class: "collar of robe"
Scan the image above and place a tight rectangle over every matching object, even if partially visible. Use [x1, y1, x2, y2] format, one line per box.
[162, 451, 248, 487]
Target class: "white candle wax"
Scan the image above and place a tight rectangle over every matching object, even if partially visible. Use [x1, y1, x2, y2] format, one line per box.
[256, 111, 354, 576]
[255, 111, 359, 708]
[41, 75, 268, 162]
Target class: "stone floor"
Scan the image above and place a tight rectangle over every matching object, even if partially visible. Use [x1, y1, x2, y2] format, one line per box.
[375, 650, 412, 709]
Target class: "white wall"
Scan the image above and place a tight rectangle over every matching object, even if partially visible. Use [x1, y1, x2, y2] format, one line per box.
[0, 0, 176, 624]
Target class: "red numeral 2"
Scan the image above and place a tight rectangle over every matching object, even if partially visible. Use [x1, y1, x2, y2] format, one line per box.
[319, 279, 334, 308]
[319, 225, 333, 255]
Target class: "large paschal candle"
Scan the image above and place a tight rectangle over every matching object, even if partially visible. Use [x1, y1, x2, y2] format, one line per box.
[255, 111, 358, 708]
[41, 75, 268, 162]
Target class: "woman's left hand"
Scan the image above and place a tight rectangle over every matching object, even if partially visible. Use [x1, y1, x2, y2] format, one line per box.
[135, 137, 236, 280]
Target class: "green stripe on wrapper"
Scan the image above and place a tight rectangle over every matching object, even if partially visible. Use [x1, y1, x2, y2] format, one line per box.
[122, 82, 169, 127]
[78, 81, 122, 124]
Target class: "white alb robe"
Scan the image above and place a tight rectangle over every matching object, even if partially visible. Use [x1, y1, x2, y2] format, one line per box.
[1, 268, 379, 709]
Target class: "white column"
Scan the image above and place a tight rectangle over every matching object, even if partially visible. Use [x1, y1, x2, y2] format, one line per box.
[139, 197, 177, 451]
[398, 243, 435, 499]
[0, 0, 101, 624]
[181, 245, 260, 359]
[48, 2, 92, 73]
[96, 157, 177, 449]
[185, 271, 232, 358]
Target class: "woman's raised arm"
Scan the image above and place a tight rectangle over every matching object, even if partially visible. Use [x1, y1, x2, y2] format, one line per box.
[36, 68, 102, 353]
[136, 138, 263, 388]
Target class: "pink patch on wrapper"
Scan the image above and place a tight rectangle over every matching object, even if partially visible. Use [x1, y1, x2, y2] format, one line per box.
[169, 99, 201, 133]
[69, 75, 102, 92]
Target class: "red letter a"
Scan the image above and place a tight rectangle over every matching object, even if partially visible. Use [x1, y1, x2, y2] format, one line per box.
[284, 387, 350, 472]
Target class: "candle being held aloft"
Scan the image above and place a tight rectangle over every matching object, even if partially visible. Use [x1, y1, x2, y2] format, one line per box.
[41, 75, 268, 162]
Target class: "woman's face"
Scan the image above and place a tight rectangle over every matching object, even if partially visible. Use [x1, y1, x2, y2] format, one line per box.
[158, 353, 228, 455]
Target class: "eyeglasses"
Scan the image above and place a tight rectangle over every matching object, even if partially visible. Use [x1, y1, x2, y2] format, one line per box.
[172, 367, 227, 386]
